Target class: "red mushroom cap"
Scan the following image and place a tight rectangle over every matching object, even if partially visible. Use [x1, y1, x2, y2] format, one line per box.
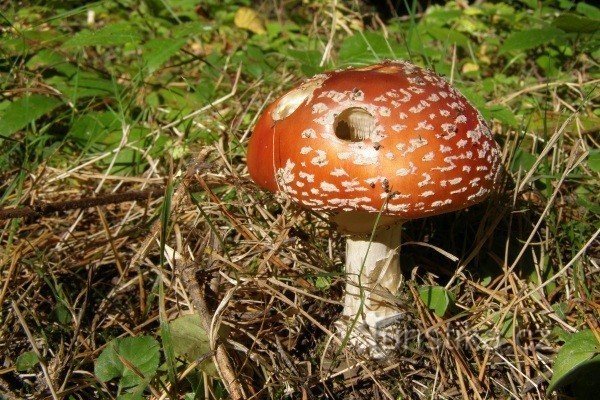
[247, 61, 502, 229]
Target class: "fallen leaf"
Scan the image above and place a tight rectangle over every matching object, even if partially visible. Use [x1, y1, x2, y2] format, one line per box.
[234, 7, 266, 35]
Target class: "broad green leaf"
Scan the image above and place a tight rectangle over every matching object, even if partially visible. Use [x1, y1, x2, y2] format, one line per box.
[0, 95, 62, 136]
[16, 351, 39, 372]
[418, 285, 455, 317]
[25, 49, 78, 76]
[487, 104, 518, 127]
[553, 13, 600, 33]
[168, 314, 218, 376]
[547, 329, 600, 395]
[576, 2, 600, 19]
[587, 150, 600, 173]
[511, 149, 537, 173]
[425, 26, 470, 48]
[423, 8, 462, 25]
[499, 27, 564, 54]
[287, 49, 324, 76]
[94, 336, 160, 389]
[68, 111, 120, 150]
[63, 22, 142, 48]
[142, 38, 186, 74]
[338, 32, 406, 65]
[172, 21, 210, 38]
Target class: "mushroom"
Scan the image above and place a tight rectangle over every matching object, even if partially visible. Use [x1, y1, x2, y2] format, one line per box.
[246, 60, 502, 358]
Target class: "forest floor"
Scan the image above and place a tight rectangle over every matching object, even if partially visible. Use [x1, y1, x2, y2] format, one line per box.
[0, 1, 599, 399]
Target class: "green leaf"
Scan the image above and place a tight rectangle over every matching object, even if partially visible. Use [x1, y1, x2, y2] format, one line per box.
[499, 27, 564, 54]
[168, 314, 218, 376]
[338, 32, 406, 65]
[547, 329, 600, 395]
[172, 21, 210, 38]
[0, 95, 62, 136]
[94, 336, 160, 389]
[553, 13, 600, 33]
[425, 26, 470, 48]
[487, 104, 518, 127]
[142, 38, 186, 74]
[588, 149, 600, 173]
[287, 49, 325, 76]
[511, 149, 537, 173]
[46, 73, 117, 102]
[69, 111, 120, 149]
[16, 351, 39, 372]
[315, 276, 332, 291]
[63, 22, 142, 48]
[576, 2, 600, 19]
[418, 285, 456, 317]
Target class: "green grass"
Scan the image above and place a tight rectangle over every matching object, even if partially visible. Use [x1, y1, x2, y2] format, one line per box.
[0, 0, 598, 399]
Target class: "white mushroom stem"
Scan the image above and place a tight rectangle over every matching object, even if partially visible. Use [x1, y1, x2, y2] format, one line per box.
[343, 223, 403, 329]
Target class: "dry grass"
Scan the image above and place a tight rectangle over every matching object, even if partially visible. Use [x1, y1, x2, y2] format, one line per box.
[1, 1, 599, 399]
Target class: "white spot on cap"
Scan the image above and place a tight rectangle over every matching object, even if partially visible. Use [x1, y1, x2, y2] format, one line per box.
[455, 115, 467, 124]
[331, 168, 348, 177]
[418, 173, 433, 187]
[450, 187, 468, 194]
[396, 161, 417, 176]
[416, 121, 434, 130]
[427, 93, 440, 102]
[341, 180, 367, 192]
[468, 187, 489, 201]
[467, 129, 482, 143]
[408, 86, 425, 94]
[420, 190, 435, 198]
[409, 100, 430, 114]
[387, 203, 409, 212]
[398, 89, 411, 102]
[440, 145, 452, 153]
[320, 182, 339, 192]
[312, 103, 328, 114]
[422, 151, 434, 162]
[277, 160, 296, 185]
[392, 124, 407, 132]
[299, 171, 314, 182]
[300, 146, 312, 154]
[301, 128, 317, 139]
[352, 147, 378, 165]
[400, 137, 428, 157]
[314, 112, 336, 126]
[431, 199, 452, 207]
[311, 150, 328, 166]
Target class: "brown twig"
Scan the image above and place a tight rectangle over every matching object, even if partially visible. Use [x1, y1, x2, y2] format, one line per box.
[126, 148, 245, 399]
[177, 240, 245, 400]
[0, 187, 165, 220]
